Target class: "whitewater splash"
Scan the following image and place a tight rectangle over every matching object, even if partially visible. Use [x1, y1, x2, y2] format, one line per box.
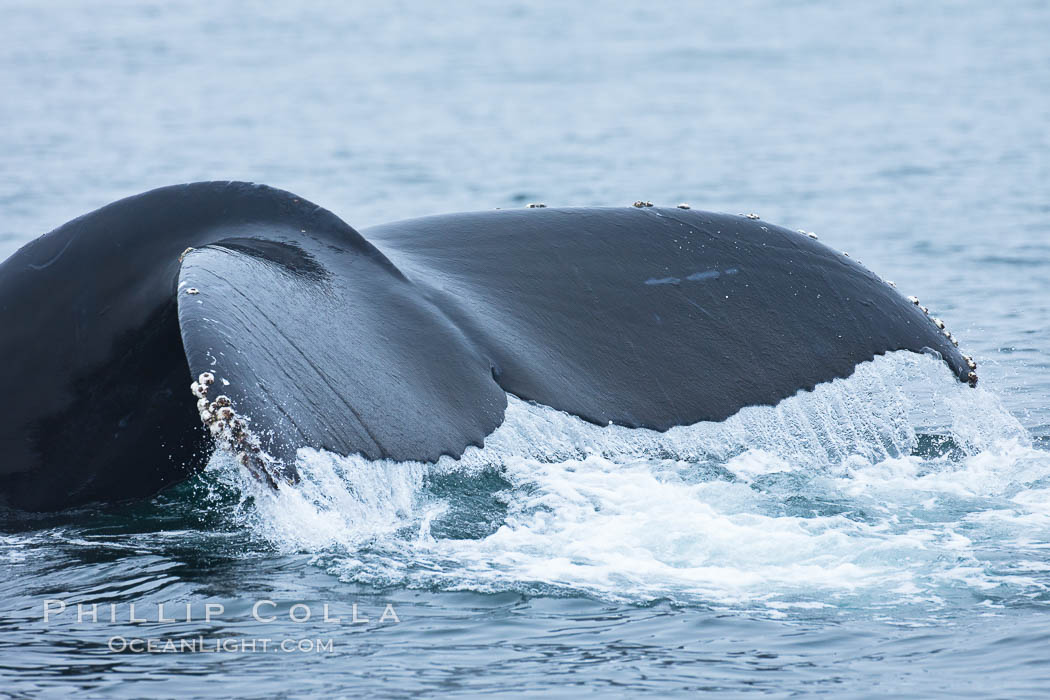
[203, 352, 1049, 615]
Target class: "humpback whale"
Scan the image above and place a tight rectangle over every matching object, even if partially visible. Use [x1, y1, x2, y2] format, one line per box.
[0, 182, 975, 511]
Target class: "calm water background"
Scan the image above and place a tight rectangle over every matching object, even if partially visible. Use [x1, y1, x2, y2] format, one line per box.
[1, 1, 1049, 697]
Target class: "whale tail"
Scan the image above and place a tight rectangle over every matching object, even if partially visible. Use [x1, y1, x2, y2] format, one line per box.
[0, 182, 974, 511]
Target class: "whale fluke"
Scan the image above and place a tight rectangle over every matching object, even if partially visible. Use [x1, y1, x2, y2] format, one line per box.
[0, 182, 972, 510]
[176, 226, 506, 470]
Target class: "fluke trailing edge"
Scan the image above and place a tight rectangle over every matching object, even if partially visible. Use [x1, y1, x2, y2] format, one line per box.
[0, 182, 976, 511]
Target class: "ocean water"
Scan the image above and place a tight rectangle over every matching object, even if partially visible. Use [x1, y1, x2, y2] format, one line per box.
[1, 1, 1049, 697]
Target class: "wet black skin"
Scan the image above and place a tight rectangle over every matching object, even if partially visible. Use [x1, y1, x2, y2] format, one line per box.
[0, 183, 971, 511]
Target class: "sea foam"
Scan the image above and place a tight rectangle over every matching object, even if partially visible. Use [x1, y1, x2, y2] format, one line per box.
[205, 351, 1047, 614]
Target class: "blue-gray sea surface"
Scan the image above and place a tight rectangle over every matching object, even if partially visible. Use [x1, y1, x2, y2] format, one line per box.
[1, 1, 1049, 697]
